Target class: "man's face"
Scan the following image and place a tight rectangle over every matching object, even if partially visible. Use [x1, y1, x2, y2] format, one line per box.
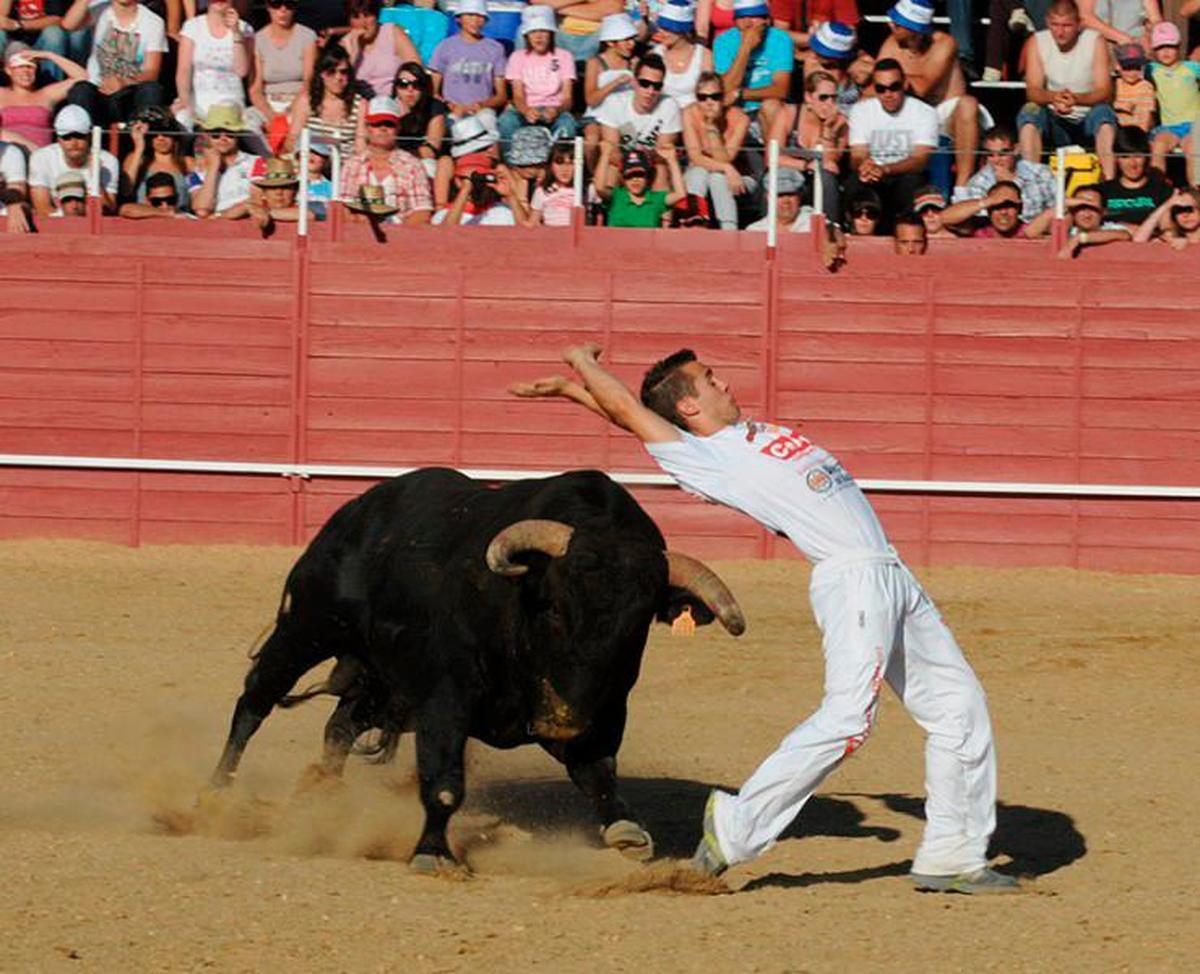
[777, 191, 800, 224]
[919, 206, 943, 233]
[366, 119, 399, 150]
[147, 184, 179, 211]
[1117, 150, 1146, 182]
[61, 196, 87, 217]
[894, 223, 927, 255]
[1046, 11, 1080, 48]
[59, 131, 90, 167]
[459, 13, 486, 36]
[873, 69, 905, 113]
[206, 129, 239, 158]
[1072, 191, 1104, 231]
[988, 186, 1022, 233]
[734, 15, 768, 34]
[633, 67, 665, 112]
[677, 360, 741, 430]
[984, 137, 1016, 177]
[265, 186, 296, 209]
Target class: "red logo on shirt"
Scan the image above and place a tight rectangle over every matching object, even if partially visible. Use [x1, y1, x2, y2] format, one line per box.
[760, 433, 812, 461]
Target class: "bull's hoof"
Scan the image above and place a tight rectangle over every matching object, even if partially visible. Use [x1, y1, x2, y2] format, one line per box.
[409, 854, 472, 879]
[602, 820, 655, 862]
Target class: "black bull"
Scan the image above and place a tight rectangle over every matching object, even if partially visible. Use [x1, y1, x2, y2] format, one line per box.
[211, 468, 745, 871]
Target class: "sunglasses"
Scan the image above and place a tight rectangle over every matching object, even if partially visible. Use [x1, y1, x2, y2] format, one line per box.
[874, 81, 904, 93]
[988, 201, 1020, 212]
[637, 77, 664, 91]
[148, 194, 178, 208]
[266, 0, 297, 7]
[812, 92, 836, 102]
[851, 207, 880, 218]
[1172, 205, 1198, 216]
[59, 131, 89, 141]
[207, 129, 236, 138]
[695, 91, 721, 102]
[368, 119, 398, 128]
[394, 78, 420, 89]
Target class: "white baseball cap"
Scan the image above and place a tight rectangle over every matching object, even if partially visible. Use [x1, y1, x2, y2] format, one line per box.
[54, 104, 92, 137]
[521, 4, 557, 35]
[456, 0, 489, 20]
[365, 95, 402, 124]
[598, 11, 637, 42]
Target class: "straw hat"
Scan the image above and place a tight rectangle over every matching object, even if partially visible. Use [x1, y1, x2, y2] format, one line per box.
[344, 183, 400, 217]
[253, 156, 300, 188]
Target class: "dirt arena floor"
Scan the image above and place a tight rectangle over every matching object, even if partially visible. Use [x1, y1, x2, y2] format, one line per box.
[2, 540, 1198, 973]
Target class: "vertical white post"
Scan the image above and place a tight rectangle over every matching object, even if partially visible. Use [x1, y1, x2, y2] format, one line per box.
[298, 127, 311, 237]
[812, 143, 824, 217]
[1054, 146, 1067, 219]
[766, 139, 780, 249]
[330, 138, 342, 203]
[573, 135, 584, 209]
[89, 125, 102, 198]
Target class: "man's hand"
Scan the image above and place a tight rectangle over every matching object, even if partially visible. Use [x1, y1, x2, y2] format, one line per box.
[725, 165, 746, 194]
[99, 75, 123, 95]
[6, 205, 32, 234]
[1052, 90, 1075, 115]
[740, 21, 766, 50]
[508, 375, 571, 398]
[563, 342, 602, 370]
[858, 158, 883, 182]
[222, 6, 239, 31]
[523, 107, 540, 124]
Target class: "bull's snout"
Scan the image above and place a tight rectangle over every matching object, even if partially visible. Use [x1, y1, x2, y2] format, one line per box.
[528, 678, 587, 741]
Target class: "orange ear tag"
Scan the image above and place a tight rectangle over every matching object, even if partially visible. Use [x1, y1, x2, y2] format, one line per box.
[671, 605, 696, 638]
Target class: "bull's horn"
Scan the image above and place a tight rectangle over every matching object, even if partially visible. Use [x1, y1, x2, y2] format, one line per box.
[666, 552, 747, 636]
[486, 519, 575, 576]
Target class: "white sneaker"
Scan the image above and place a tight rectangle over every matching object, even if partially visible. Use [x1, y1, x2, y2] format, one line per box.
[1009, 8, 1034, 32]
[982, 67, 1002, 83]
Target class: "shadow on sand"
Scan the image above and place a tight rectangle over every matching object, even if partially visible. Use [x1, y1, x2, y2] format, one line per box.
[470, 777, 1085, 889]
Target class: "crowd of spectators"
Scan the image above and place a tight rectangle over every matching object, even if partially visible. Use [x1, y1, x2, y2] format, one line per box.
[0, 0, 1197, 248]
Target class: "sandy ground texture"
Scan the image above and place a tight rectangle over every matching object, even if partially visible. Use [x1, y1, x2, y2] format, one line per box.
[2, 540, 1199, 973]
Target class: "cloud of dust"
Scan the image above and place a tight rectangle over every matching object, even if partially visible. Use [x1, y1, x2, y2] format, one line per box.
[1, 703, 662, 884]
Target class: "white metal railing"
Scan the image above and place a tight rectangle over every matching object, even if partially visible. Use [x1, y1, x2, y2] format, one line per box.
[812, 143, 824, 217]
[1054, 146, 1067, 219]
[766, 138, 780, 249]
[1, 453, 1196, 498]
[573, 135, 584, 210]
[88, 125, 102, 198]
[298, 127, 311, 236]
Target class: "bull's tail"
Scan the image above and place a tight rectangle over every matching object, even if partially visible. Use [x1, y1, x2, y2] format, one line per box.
[278, 656, 367, 709]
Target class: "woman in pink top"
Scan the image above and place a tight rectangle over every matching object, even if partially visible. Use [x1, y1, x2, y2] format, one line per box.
[342, 0, 420, 97]
[697, 0, 737, 42]
[0, 44, 88, 151]
[532, 139, 593, 225]
[497, 6, 578, 145]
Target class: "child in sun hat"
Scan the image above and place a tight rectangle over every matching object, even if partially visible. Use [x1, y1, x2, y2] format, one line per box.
[1145, 21, 1200, 178]
[1112, 42, 1156, 133]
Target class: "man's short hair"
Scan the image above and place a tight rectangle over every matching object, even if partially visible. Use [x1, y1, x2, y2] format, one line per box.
[1114, 124, 1149, 156]
[1047, 0, 1079, 18]
[894, 210, 925, 232]
[873, 57, 904, 77]
[1075, 183, 1105, 204]
[636, 52, 667, 77]
[992, 179, 1022, 197]
[144, 171, 177, 193]
[641, 349, 698, 429]
[982, 124, 1016, 144]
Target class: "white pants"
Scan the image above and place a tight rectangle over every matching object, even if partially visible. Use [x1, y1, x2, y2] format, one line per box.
[711, 549, 997, 877]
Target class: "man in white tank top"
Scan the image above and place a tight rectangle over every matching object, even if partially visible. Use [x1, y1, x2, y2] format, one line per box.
[511, 346, 1020, 895]
[1016, 0, 1118, 179]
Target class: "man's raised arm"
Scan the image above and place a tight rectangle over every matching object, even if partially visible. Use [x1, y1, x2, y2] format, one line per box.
[508, 344, 682, 444]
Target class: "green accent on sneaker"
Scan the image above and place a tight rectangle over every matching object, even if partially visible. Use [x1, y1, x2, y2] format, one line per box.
[690, 790, 728, 877]
[911, 867, 1021, 894]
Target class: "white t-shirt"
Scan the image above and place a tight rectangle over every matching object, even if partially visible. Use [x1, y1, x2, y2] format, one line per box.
[594, 90, 682, 148]
[848, 95, 938, 166]
[186, 150, 256, 212]
[645, 421, 889, 564]
[28, 143, 120, 203]
[87, 4, 168, 86]
[181, 15, 254, 115]
[431, 203, 516, 226]
[746, 206, 814, 233]
[0, 142, 27, 215]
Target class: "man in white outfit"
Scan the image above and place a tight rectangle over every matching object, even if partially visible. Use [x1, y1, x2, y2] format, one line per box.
[511, 345, 1019, 894]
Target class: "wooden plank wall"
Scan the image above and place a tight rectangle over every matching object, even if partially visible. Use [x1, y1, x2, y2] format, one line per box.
[0, 227, 1197, 571]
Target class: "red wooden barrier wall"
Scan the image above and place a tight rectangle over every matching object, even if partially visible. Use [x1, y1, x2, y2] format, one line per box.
[1, 223, 1198, 572]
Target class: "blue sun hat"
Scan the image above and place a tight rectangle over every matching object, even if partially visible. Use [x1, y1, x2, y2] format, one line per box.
[888, 0, 935, 34]
[732, 0, 771, 20]
[656, 1, 696, 34]
[809, 21, 857, 60]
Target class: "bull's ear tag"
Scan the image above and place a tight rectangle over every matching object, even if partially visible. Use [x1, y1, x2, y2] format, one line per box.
[671, 605, 696, 638]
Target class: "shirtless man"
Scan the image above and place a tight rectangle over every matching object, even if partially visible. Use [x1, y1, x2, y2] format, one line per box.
[877, 0, 989, 191]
